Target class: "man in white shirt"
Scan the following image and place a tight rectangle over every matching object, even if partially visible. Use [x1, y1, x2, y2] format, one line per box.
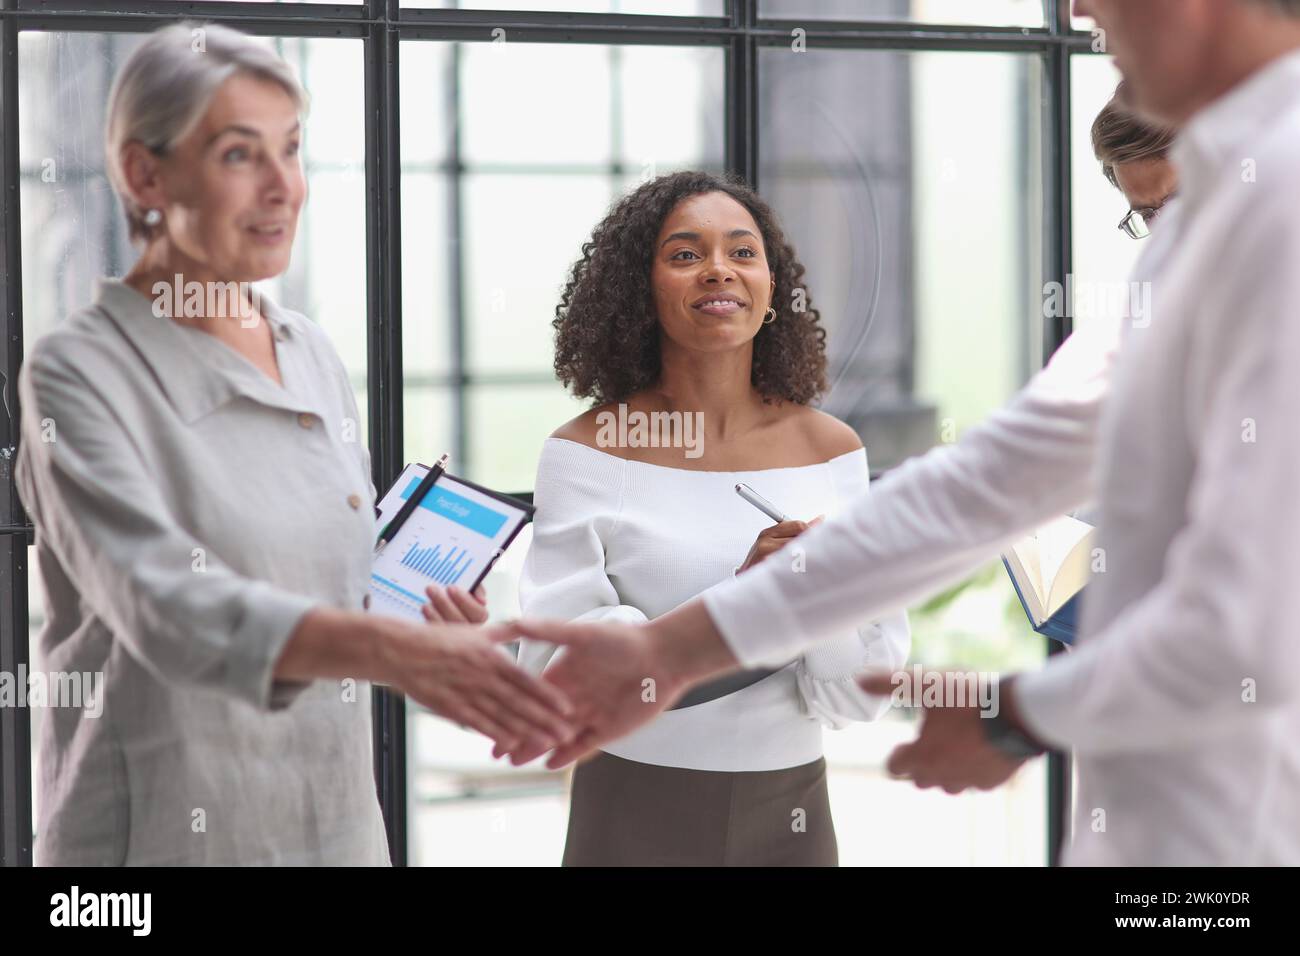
[508, 0, 1300, 865]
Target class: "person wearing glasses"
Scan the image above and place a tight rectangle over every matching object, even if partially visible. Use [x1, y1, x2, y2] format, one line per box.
[15, 22, 574, 866]
[1092, 82, 1178, 239]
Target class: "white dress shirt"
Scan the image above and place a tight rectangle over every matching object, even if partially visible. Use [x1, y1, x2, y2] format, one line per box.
[702, 49, 1300, 864]
[518, 438, 910, 772]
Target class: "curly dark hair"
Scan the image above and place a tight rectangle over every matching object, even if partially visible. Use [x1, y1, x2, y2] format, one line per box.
[553, 171, 828, 406]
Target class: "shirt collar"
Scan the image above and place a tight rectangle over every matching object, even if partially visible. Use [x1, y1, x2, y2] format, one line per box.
[1172, 47, 1300, 200]
[93, 277, 316, 424]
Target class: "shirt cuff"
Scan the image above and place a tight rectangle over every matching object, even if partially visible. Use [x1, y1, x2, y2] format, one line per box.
[700, 571, 813, 669]
[1010, 656, 1084, 751]
[230, 583, 321, 712]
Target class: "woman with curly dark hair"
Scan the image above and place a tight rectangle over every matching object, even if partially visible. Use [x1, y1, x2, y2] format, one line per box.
[431, 171, 908, 865]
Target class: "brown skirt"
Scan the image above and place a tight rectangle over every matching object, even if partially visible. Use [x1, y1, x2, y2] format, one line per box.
[562, 752, 838, 867]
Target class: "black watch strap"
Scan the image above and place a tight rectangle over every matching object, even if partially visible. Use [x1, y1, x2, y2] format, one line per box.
[981, 702, 1048, 759]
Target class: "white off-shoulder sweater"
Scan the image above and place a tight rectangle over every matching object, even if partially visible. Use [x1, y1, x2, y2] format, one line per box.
[518, 437, 911, 772]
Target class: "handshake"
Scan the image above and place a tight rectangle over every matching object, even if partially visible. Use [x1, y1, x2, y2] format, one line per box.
[402, 516, 825, 767]
[400, 581, 1045, 794]
[399, 581, 701, 770]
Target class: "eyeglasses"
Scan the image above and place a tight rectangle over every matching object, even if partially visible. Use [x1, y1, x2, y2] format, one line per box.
[1118, 196, 1174, 240]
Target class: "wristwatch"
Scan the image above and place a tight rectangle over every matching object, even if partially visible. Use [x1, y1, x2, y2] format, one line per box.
[980, 687, 1048, 760]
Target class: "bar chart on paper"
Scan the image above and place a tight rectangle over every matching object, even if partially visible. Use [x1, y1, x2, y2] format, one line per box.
[400, 541, 473, 587]
[368, 464, 531, 622]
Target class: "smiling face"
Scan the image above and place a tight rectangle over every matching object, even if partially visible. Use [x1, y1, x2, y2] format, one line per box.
[650, 191, 776, 357]
[124, 72, 305, 283]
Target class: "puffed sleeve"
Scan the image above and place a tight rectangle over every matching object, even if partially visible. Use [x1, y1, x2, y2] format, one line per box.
[516, 440, 647, 675]
[15, 338, 320, 711]
[794, 449, 912, 728]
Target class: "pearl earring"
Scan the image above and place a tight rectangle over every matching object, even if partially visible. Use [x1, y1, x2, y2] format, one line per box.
[143, 208, 162, 226]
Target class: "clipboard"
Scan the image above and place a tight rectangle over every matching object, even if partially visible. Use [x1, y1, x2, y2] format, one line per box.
[367, 462, 535, 622]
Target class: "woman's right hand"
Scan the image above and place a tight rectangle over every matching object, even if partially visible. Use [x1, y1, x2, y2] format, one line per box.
[737, 517, 823, 574]
[421, 583, 489, 624]
[382, 620, 575, 755]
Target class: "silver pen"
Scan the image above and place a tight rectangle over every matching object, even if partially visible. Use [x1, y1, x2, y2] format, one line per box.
[734, 482, 790, 524]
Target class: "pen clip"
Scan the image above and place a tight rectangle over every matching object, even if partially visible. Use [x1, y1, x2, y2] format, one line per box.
[375, 452, 451, 551]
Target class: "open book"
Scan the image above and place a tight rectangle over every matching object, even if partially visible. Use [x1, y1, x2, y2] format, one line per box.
[1002, 515, 1095, 645]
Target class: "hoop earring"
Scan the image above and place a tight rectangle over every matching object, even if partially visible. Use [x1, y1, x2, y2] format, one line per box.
[762, 307, 777, 325]
[143, 208, 162, 227]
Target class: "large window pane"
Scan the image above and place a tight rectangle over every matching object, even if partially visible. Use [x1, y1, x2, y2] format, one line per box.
[759, 44, 1049, 865]
[403, 386, 458, 476]
[18, 33, 125, 345]
[460, 44, 613, 165]
[466, 384, 588, 492]
[400, 41, 455, 396]
[460, 172, 614, 374]
[760, 46, 1047, 463]
[760, 0, 1045, 27]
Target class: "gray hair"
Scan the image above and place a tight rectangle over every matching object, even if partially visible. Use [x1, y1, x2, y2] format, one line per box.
[105, 21, 308, 243]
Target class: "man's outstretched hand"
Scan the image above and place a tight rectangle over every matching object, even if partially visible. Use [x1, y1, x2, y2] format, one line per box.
[499, 602, 739, 768]
[494, 619, 681, 767]
[857, 671, 1032, 793]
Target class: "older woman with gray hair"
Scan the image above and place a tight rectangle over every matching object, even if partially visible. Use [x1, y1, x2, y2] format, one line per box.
[15, 22, 574, 865]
